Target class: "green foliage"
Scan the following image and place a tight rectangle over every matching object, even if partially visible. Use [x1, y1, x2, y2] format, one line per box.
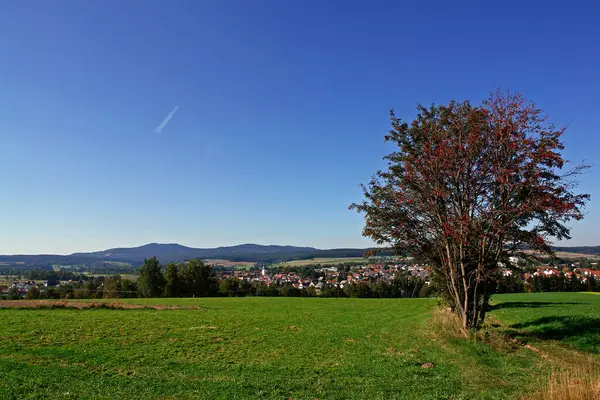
[25, 286, 41, 299]
[219, 277, 251, 297]
[252, 281, 279, 296]
[137, 257, 164, 298]
[103, 275, 123, 299]
[163, 263, 180, 297]
[351, 91, 589, 329]
[277, 284, 302, 297]
[179, 259, 218, 297]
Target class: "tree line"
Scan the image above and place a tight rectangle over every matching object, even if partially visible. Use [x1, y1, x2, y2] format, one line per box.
[4, 256, 598, 301]
[496, 273, 600, 294]
[3, 257, 428, 299]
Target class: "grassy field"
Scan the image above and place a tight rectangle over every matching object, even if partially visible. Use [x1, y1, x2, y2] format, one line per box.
[523, 250, 600, 260]
[276, 257, 371, 267]
[0, 276, 18, 286]
[204, 259, 256, 269]
[490, 292, 600, 354]
[82, 273, 139, 281]
[1, 294, 599, 399]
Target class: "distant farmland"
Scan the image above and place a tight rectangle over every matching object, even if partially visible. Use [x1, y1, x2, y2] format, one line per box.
[276, 257, 371, 267]
[203, 259, 256, 268]
[83, 273, 139, 281]
[524, 250, 600, 260]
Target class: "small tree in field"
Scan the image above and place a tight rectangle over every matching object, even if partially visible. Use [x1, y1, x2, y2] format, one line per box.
[351, 91, 589, 330]
[163, 263, 180, 297]
[180, 259, 218, 297]
[137, 256, 164, 298]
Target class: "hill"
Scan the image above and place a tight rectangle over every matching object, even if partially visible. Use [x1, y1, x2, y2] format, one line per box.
[71, 243, 319, 263]
[0, 244, 322, 267]
[0, 243, 598, 269]
[553, 245, 600, 256]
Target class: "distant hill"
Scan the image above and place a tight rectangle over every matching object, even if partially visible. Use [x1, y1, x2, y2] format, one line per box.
[71, 243, 319, 264]
[0, 243, 323, 267]
[553, 246, 600, 256]
[1, 243, 599, 269]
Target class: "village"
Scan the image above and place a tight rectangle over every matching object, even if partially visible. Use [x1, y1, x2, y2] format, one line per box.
[3, 258, 600, 299]
[220, 262, 430, 290]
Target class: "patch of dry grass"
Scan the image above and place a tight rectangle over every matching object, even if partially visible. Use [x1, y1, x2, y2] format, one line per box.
[525, 362, 600, 400]
[428, 306, 469, 339]
[0, 300, 201, 310]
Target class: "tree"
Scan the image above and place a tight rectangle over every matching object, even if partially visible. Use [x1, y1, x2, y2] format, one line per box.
[103, 275, 122, 299]
[25, 285, 41, 299]
[7, 286, 20, 300]
[351, 91, 589, 330]
[219, 277, 241, 297]
[163, 263, 181, 297]
[120, 279, 137, 298]
[137, 256, 164, 298]
[180, 259, 217, 297]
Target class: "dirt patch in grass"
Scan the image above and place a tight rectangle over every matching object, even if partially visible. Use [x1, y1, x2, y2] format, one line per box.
[385, 347, 404, 357]
[0, 300, 201, 310]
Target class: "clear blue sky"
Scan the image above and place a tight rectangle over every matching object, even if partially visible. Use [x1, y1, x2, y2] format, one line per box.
[1, 0, 599, 254]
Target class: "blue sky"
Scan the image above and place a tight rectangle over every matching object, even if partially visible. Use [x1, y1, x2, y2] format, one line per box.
[1, 0, 599, 254]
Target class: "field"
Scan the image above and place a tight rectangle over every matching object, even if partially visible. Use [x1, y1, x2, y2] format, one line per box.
[490, 292, 600, 354]
[83, 273, 139, 281]
[1, 294, 599, 399]
[276, 257, 371, 267]
[0, 276, 19, 285]
[553, 251, 600, 260]
[523, 250, 600, 260]
[203, 259, 256, 269]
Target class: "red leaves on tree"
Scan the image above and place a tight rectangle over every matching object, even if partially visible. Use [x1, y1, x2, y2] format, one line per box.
[350, 90, 590, 329]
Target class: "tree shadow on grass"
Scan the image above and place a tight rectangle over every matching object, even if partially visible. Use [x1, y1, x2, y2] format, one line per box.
[507, 316, 600, 354]
[490, 301, 582, 310]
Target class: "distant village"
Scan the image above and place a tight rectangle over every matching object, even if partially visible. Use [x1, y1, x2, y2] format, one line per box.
[220, 262, 430, 290]
[2, 257, 600, 299]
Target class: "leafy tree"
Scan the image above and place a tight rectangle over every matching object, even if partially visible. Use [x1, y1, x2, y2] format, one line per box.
[345, 282, 373, 298]
[137, 256, 164, 298]
[391, 272, 424, 298]
[253, 281, 279, 296]
[320, 285, 346, 298]
[25, 285, 41, 299]
[120, 279, 137, 298]
[163, 263, 181, 297]
[219, 277, 241, 297]
[496, 274, 525, 294]
[278, 284, 302, 297]
[103, 275, 122, 299]
[180, 259, 218, 297]
[351, 91, 589, 330]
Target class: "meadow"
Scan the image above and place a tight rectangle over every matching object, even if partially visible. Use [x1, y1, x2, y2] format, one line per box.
[276, 257, 371, 267]
[1, 294, 599, 399]
[491, 292, 600, 354]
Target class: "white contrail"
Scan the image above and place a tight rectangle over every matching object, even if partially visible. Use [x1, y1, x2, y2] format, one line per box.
[154, 106, 180, 134]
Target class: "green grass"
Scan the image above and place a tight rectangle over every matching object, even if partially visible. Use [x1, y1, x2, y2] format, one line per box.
[489, 292, 600, 354]
[82, 273, 139, 281]
[0, 297, 554, 400]
[276, 257, 370, 267]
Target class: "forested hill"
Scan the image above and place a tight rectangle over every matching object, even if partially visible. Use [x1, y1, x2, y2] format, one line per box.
[0, 244, 391, 267]
[0, 243, 597, 268]
[70, 243, 321, 263]
[553, 246, 600, 256]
